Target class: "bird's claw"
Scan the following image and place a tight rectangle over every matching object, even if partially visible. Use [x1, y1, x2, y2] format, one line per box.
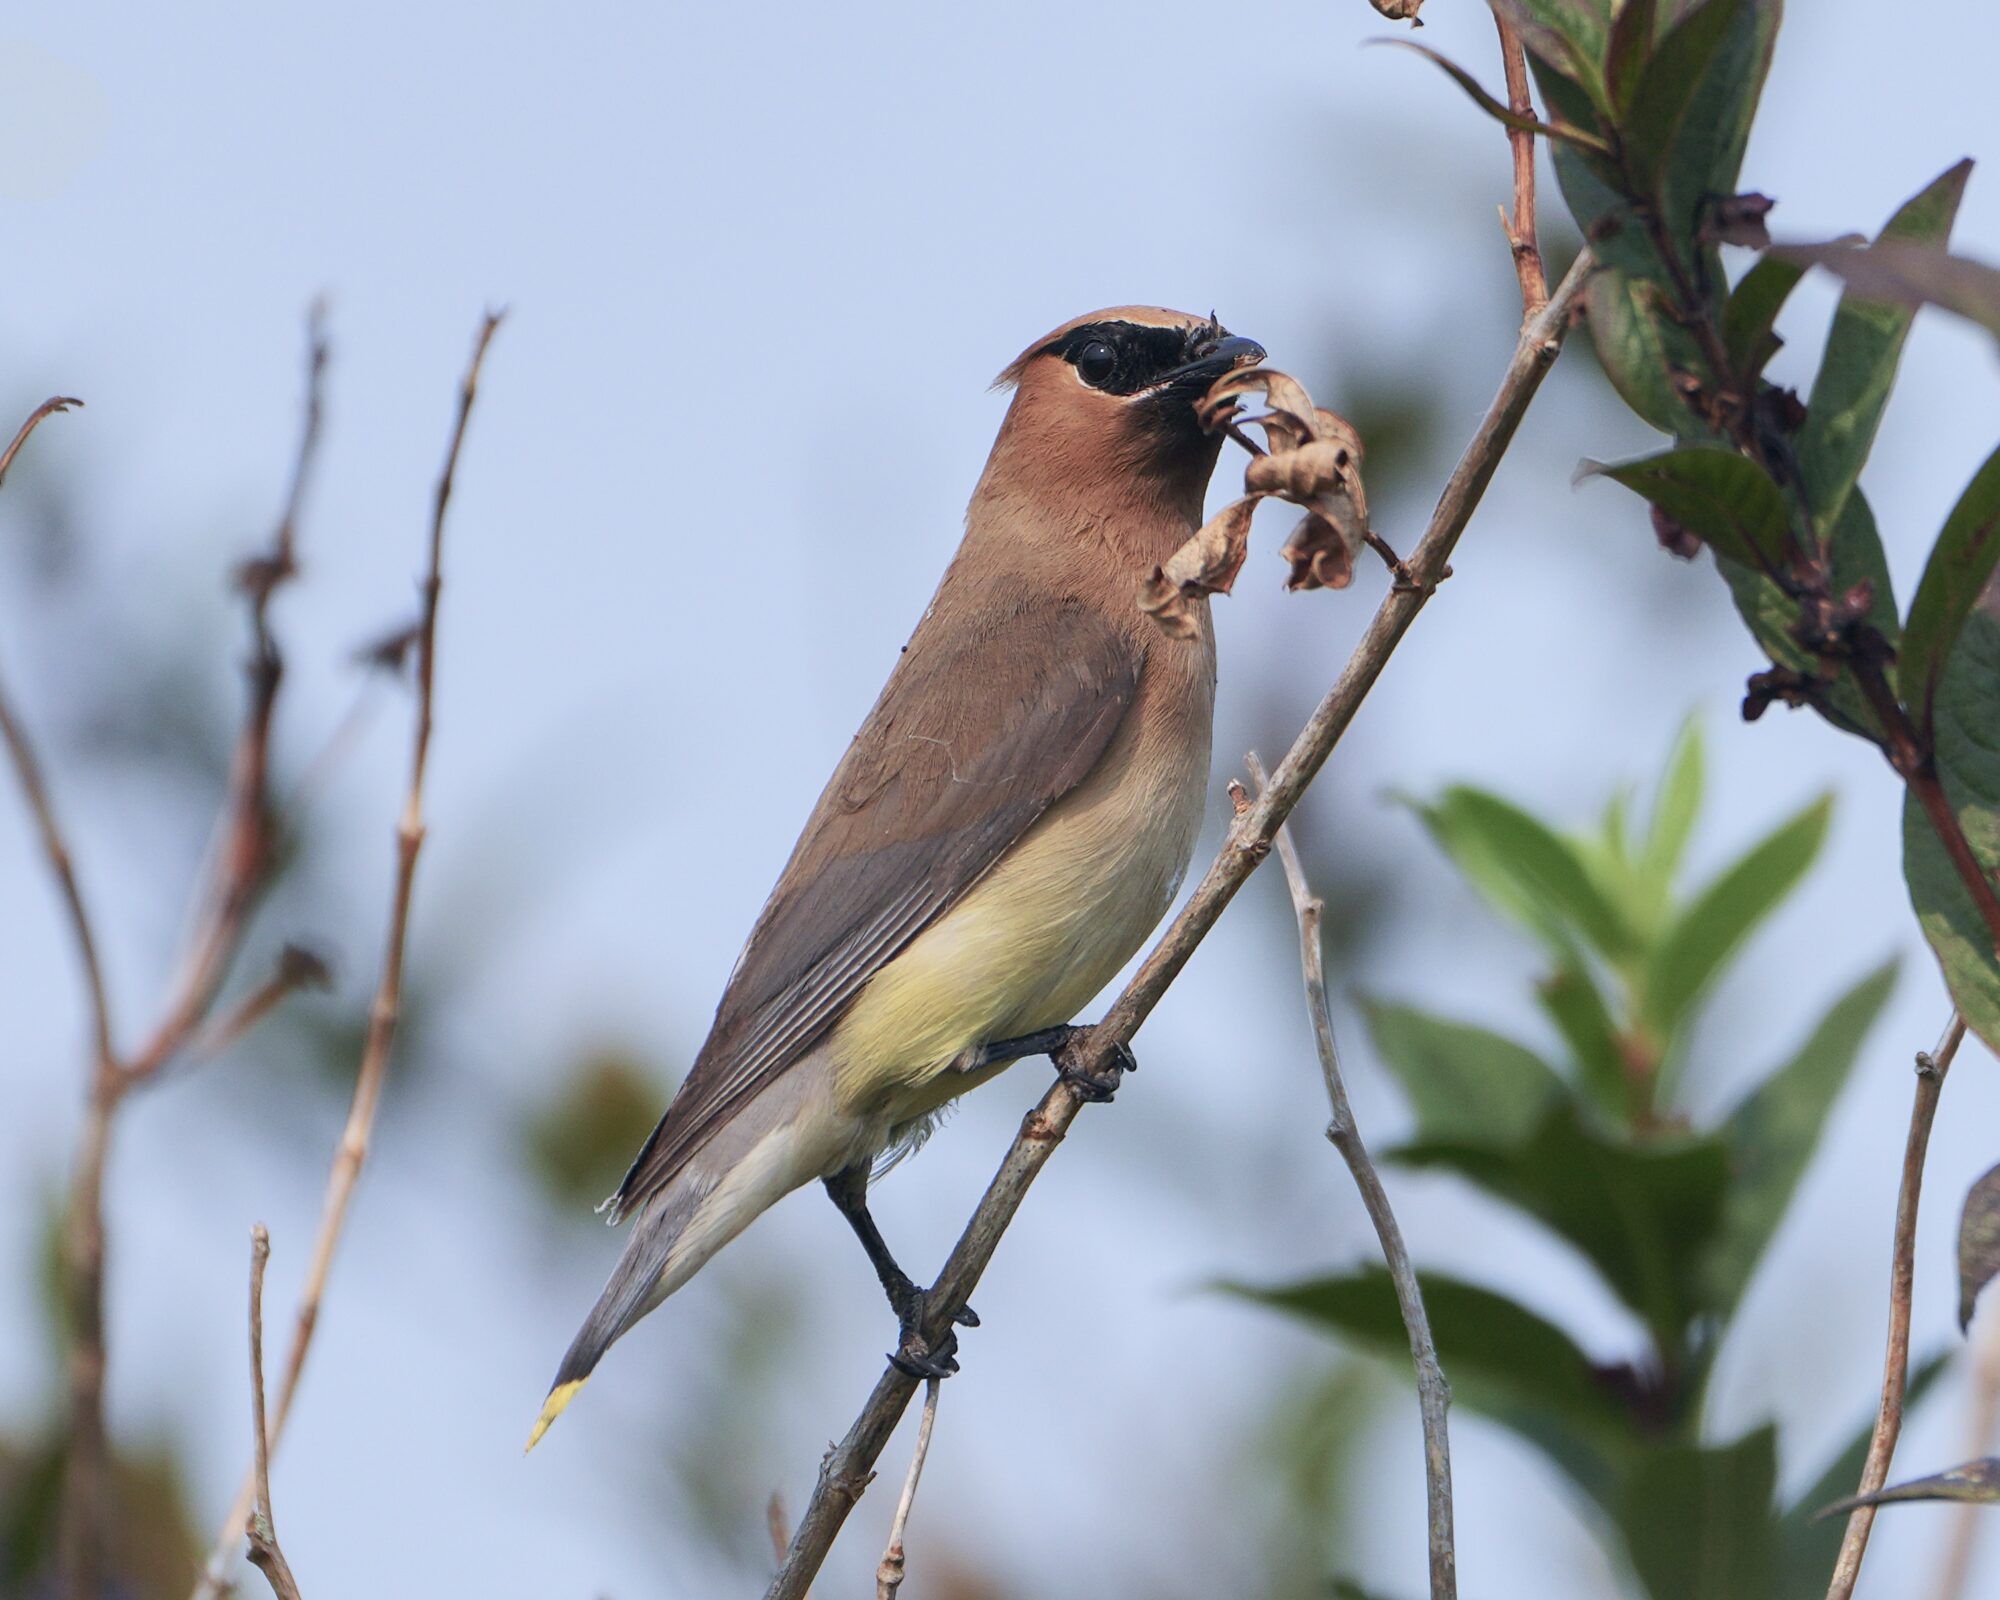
[886, 1284, 975, 1377]
[1052, 1031, 1136, 1103]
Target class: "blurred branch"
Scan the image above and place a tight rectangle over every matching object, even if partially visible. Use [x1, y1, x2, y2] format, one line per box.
[1251, 752, 1455, 1600]
[187, 944, 334, 1062]
[1492, 16, 1547, 319]
[243, 1227, 304, 1600]
[764, 248, 1592, 1600]
[1933, 1294, 2000, 1600]
[874, 1377, 940, 1600]
[1827, 1011, 1967, 1600]
[191, 308, 504, 1600]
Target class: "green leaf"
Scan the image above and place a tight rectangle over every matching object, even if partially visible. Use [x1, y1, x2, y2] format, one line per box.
[1613, 1426, 1777, 1600]
[1722, 254, 1807, 380]
[1490, 0, 1615, 112]
[1383, 41, 1611, 151]
[1899, 443, 2000, 737]
[1640, 793, 1831, 1043]
[1776, 237, 2000, 344]
[1958, 1162, 2000, 1332]
[1799, 160, 1973, 535]
[1777, 1353, 1949, 1600]
[1588, 445, 1791, 573]
[1705, 959, 1898, 1312]
[1652, 0, 1779, 250]
[1230, 1265, 1634, 1501]
[1640, 716, 1705, 896]
[1360, 999, 1563, 1144]
[1820, 1456, 2000, 1516]
[1536, 961, 1632, 1117]
[1412, 786, 1640, 961]
[1903, 605, 2000, 1055]
[1584, 267, 1705, 433]
[1391, 1099, 1733, 1343]
[1622, 0, 1747, 195]
[1605, 0, 1659, 112]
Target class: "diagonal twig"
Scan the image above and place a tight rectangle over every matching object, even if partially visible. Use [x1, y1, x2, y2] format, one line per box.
[1251, 752, 1455, 1600]
[1827, 1010, 1967, 1600]
[874, 1377, 940, 1600]
[243, 1227, 304, 1600]
[189, 309, 504, 1600]
[763, 248, 1591, 1600]
[1492, 16, 1548, 319]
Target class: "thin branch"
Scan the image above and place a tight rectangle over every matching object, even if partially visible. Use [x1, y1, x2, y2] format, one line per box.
[185, 944, 333, 1063]
[243, 1227, 304, 1600]
[1252, 752, 1455, 1600]
[190, 309, 503, 1600]
[1827, 1011, 1967, 1600]
[1492, 16, 1548, 319]
[124, 309, 329, 1085]
[0, 395, 83, 487]
[763, 248, 1592, 1600]
[875, 1377, 941, 1600]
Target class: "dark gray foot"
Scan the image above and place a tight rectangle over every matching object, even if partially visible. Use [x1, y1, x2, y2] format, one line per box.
[885, 1278, 975, 1379]
[1053, 1030, 1137, 1103]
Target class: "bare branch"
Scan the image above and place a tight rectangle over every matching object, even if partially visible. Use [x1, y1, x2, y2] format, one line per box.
[1492, 16, 1547, 318]
[763, 249, 1592, 1600]
[243, 1227, 304, 1600]
[1252, 752, 1455, 1600]
[186, 944, 334, 1062]
[190, 309, 503, 1600]
[874, 1378, 941, 1600]
[0, 395, 83, 487]
[1827, 1011, 1968, 1600]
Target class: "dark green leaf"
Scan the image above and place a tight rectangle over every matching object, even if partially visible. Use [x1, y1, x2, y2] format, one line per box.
[1828, 472, 1903, 661]
[1959, 1162, 2000, 1332]
[1820, 1456, 2000, 1517]
[1799, 160, 1973, 535]
[1412, 786, 1640, 961]
[1606, 0, 1660, 111]
[1706, 959, 1898, 1312]
[1490, 0, 1615, 112]
[1230, 1265, 1634, 1500]
[1904, 605, 2000, 1054]
[1651, 0, 1779, 249]
[1537, 960, 1632, 1118]
[1613, 1427, 1777, 1600]
[1588, 445, 1791, 572]
[1382, 40, 1611, 150]
[1722, 255, 1807, 380]
[1776, 237, 2000, 343]
[1360, 998, 1563, 1144]
[1778, 1353, 1949, 1600]
[1622, 0, 1748, 195]
[1584, 267, 1704, 433]
[1391, 1099, 1733, 1342]
[1641, 793, 1831, 1042]
[1900, 443, 2000, 737]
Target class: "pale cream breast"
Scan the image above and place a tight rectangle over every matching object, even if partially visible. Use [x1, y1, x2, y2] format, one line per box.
[828, 612, 1216, 1120]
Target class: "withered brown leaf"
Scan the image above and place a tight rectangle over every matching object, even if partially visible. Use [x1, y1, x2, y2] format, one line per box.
[1138, 496, 1258, 640]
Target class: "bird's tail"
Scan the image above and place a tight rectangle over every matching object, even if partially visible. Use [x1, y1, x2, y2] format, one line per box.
[525, 1177, 708, 1451]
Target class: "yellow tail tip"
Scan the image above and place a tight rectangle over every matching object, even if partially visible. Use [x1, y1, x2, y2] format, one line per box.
[525, 1378, 588, 1453]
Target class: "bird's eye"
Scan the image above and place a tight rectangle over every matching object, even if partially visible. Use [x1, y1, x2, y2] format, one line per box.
[1074, 341, 1117, 389]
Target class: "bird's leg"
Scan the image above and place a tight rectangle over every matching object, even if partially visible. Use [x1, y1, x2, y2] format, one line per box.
[959, 1022, 1137, 1104]
[822, 1163, 976, 1381]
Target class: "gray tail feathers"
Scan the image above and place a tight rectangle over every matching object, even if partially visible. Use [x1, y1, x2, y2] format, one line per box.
[551, 1180, 705, 1390]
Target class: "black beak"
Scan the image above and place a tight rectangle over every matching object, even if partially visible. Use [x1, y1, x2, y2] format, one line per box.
[1158, 332, 1266, 391]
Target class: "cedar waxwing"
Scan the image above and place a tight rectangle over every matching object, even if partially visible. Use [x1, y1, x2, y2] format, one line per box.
[529, 307, 1264, 1446]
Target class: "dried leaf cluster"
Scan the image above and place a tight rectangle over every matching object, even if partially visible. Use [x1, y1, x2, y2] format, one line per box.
[1138, 367, 1371, 639]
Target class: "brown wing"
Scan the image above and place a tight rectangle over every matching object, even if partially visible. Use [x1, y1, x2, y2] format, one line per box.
[610, 588, 1142, 1216]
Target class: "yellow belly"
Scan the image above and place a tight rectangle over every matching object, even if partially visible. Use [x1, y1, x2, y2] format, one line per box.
[826, 657, 1211, 1123]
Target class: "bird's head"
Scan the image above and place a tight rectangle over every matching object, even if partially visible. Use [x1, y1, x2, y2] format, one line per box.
[986, 307, 1265, 521]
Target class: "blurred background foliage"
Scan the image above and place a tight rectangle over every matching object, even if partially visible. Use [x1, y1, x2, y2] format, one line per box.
[1236, 725, 1922, 1598]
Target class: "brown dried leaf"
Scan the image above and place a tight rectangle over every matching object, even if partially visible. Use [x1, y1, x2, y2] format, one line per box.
[1280, 512, 1358, 592]
[1370, 0, 1424, 21]
[1959, 1161, 2000, 1331]
[1818, 1457, 2000, 1518]
[1139, 496, 1260, 639]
